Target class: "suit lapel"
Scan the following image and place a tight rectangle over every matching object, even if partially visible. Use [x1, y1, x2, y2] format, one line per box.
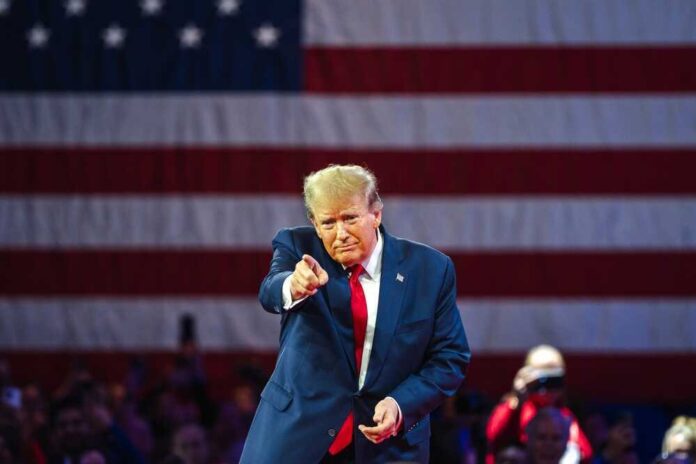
[321, 254, 358, 377]
[363, 231, 406, 390]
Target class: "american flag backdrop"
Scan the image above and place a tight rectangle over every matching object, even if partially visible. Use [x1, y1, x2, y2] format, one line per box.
[1, 0, 696, 401]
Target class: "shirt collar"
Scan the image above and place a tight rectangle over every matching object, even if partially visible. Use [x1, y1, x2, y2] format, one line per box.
[360, 230, 383, 280]
[342, 230, 383, 280]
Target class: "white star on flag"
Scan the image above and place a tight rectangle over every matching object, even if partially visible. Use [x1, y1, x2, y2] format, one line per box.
[217, 0, 240, 16]
[65, 0, 86, 16]
[254, 23, 281, 48]
[102, 24, 126, 49]
[141, 0, 163, 16]
[179, 24, 203, 49]
[27, 24, 50, 49]
[0, 0, 11, 16]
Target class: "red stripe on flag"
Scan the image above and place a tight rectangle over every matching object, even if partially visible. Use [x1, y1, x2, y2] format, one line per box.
[451, 252, 696, 297]
[0, 250, 272, 296]
[1, 250, 694, 296]
[2, 147, 695, 194]
[305, 47, 696, 93]
[2, 350, 695, 403]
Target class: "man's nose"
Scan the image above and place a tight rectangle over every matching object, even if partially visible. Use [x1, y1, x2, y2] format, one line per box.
[336, 221, 349, 239]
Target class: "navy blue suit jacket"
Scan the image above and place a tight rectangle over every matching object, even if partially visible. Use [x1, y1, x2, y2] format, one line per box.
[240, 226, 470, 463]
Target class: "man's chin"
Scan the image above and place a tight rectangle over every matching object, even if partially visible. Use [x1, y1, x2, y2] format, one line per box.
[334, 252, 359, 267]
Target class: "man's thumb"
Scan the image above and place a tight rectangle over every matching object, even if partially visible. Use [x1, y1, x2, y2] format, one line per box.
[317, 268, 329, 286]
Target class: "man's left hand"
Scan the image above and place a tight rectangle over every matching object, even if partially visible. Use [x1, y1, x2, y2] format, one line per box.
[358, 397, 401, 444]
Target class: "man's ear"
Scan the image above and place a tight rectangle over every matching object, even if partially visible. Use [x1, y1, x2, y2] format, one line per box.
[310, 218, 322, 238]
[307, 212, 320, 237]
[373, 209, 382, 229]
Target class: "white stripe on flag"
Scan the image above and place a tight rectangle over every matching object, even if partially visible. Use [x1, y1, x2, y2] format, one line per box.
[1, 298, 695, 352]
[305, 0, 696, 46]
[462, 298, 696, 352]
[0, 298, 279, 350]
[2, 195, 696, 250]
[2, 95, 695, 147]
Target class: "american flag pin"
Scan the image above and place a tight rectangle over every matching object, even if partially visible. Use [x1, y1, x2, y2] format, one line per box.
[396, 273, 404, 282]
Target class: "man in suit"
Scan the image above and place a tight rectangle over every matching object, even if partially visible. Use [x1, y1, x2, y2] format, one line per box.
[240, 164, 470, 463]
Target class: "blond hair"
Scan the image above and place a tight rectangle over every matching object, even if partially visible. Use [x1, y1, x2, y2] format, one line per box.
[525, 344, 566, 370]
[303, 164, 383, 219]
[662, 416, 696, 455]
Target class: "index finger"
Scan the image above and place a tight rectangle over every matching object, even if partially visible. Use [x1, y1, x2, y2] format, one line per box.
[303, 255, 328, 282]
[302, 254, 319, 272]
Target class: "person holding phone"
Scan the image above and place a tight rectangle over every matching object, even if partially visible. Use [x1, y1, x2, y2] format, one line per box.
[486, 345, 593, 464]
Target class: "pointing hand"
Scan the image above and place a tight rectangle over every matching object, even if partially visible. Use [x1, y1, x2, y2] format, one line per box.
[289, 254, 329, 301]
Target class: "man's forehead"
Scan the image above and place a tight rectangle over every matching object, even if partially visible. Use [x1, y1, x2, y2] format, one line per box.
[312, 195, 369, 216]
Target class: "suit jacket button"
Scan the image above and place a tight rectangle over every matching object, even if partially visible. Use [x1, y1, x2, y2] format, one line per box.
[328, 429, 336, 437]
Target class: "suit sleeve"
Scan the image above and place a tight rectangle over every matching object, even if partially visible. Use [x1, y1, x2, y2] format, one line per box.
[388, 257, 471, 433]
[258, 229, 302, 314]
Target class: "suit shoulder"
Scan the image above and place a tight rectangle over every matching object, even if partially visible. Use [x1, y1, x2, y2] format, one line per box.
[388, 233, 452, 265]
[271, 226, 323, 255]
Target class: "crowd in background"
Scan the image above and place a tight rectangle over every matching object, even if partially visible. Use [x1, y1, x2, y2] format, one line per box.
[1, 343, 695, 464]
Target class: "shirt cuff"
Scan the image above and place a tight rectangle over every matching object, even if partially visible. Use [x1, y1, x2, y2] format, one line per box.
[282, 275, 308, 310]
[385, 396, 403, 434]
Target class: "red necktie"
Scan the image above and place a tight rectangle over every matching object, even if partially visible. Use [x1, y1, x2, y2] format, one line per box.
[328, 264, 368, 455]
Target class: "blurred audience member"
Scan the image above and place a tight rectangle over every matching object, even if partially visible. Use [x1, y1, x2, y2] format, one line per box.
[47, 395, 92, 463]
[656, 417, 696, 464]
[19, 383, 49, 464]
[0, 421, 21, 464]
[653, 454, 693, 464]
[53, 361, 94, 403]
[486, 345, 592, 464]
[495, 445, 527, 464]
[147, 345, 213, 461]
[108, 382, 154, 460]
[430, 390, 491, 464]
[47, 392, 144, 464]
[79, 449, 107, 464]
[210, 382, 258, 464]
[585, 411, 638, 464]
[526, 407, 571, 464]
[171, 423, 212, 464]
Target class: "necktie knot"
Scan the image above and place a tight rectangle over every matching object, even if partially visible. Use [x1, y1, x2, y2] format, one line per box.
[349, 264, 365, 283]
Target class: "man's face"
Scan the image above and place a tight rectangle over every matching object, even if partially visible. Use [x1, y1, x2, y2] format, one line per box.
[311, 194, 381, 267]
[528, 417, 567, 464]
[173, 426, 209, 464]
